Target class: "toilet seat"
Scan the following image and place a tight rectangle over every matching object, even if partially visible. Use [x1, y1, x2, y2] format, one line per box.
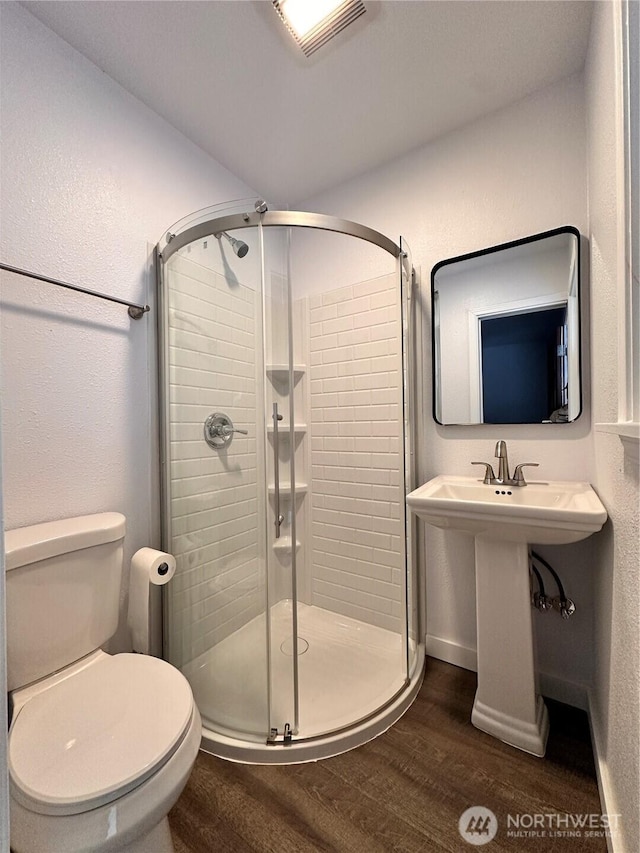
[9, 653, 194, 817]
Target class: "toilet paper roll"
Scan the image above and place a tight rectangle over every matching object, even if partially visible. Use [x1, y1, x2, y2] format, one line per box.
[128, 547, 176, 655]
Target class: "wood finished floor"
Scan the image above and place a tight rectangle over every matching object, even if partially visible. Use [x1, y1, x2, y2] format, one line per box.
[168, 658, 605, 852]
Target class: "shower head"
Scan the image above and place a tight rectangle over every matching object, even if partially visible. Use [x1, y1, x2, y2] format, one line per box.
[216, 230, 249, 258]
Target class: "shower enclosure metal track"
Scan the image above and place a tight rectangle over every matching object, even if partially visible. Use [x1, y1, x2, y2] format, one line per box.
[159, 210, 403, 263]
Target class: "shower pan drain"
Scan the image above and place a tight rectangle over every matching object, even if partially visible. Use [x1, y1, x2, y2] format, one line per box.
[280, 637, 309, 656]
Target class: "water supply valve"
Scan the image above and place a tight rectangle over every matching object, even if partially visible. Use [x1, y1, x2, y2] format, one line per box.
[533, 592, 552, 612]
[551, 596, 576, 619]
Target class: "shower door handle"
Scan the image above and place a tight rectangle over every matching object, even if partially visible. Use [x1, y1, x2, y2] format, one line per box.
[272, 403, 285, 539]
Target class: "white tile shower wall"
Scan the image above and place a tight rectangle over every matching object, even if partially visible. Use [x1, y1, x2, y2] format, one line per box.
[168, 253, 261, 668]
[308, 273, 404, 632]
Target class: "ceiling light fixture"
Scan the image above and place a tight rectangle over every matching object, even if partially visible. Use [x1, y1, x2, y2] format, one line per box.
[272, 0, 366, 57]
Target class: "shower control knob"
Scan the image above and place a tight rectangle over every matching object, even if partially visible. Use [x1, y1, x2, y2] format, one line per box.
[204, 413, 248, 449]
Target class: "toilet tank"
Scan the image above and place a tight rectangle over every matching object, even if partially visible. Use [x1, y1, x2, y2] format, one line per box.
[4, 512, 126, 692]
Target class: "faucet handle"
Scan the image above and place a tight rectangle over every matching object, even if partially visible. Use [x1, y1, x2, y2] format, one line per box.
[512, 463, 539, 486]
[471, 462, 496, 484]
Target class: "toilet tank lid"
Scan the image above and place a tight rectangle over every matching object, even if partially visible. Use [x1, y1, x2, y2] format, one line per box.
[4, 513, 126, 571]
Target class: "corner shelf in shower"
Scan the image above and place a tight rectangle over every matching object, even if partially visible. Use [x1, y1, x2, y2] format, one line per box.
[272, 536, 302, 555]
[266, 365, 306, 383]
[267, 423, 307, 436]
[267, 482, 308, 498]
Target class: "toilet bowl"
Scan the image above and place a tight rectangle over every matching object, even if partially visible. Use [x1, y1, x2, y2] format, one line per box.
[9, 651, 202, 853]
[5, 513, 202, 853]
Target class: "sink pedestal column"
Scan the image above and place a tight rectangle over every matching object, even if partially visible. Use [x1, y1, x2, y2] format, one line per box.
[471, 536, 549, 756]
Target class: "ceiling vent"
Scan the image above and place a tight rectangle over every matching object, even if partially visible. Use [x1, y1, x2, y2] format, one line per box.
[272, 0, 366, 57]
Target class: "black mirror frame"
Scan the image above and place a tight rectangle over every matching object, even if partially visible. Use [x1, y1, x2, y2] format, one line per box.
[431, 225, 582, 426]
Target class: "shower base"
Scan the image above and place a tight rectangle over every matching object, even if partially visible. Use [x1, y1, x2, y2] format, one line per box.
[183, 601, 425, 764]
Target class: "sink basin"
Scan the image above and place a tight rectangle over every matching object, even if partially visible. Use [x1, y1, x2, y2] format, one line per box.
[406, 475, 607, 544]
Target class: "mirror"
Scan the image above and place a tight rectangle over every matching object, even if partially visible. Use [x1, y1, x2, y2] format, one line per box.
[432, 226, 581, 425]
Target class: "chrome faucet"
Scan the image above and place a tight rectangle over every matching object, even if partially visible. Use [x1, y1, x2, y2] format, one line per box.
[472, 441, 539, 487]
[495, 439, 509, 483]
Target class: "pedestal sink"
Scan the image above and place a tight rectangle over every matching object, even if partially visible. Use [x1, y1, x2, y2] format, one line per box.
[406, 475, 607, 756]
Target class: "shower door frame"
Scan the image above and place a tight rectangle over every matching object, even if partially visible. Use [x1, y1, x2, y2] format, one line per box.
[157, 207, 420, 754]
[158, 211, 402, 264]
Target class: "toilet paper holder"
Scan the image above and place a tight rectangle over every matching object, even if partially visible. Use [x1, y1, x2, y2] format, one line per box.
[128, 548, 176, 655]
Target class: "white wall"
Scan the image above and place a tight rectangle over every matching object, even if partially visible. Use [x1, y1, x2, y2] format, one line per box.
[586, 3, 640, 851]
[0, 4, 257, 654]
[300, 72, 595, 697]
[0, 410, 8, 853]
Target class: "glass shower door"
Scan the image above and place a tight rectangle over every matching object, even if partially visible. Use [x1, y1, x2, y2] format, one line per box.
[400, 237, 418, 675]
[261, 223, 300, 742]
[162, 218, 302, 747]
[163, 222, 286, 744]
[285, 227, 410, 741]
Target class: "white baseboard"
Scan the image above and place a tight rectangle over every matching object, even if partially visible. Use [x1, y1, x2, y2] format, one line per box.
[538, 671, 589, 711]
[425, 634, 477, 672]
[587, 689, 625, 853]
[426, 634, 589, 709]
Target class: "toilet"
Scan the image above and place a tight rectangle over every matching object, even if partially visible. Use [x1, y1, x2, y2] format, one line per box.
[5, 512, 202, 853]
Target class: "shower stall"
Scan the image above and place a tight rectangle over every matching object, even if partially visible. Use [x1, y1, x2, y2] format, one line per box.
[157, 199, 423, 762]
